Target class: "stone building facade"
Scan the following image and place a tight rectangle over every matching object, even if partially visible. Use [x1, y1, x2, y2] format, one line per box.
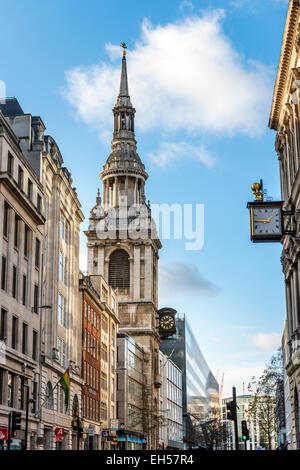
[0, 98, 84, 449]
[84, 50, 162, 448]
[79, 273, 119, 450]
[269, 0, 300, 450]
[0, 107, 45, 449]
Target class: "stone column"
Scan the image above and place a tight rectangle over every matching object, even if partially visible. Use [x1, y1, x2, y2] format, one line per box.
[133, 245, 140, 300]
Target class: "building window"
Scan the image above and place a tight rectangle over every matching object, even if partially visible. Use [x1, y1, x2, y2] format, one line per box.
[45, 381, 54, 410]
[59, 251, 64, 281]
[12, 265, 17, 299]
[27, 179, 33, 200]
[0, 308, 7, 341]
[32, 330, 38, 360]
[60, 213, 65, 239]
[7, 372, 14, 407]
[109, 249, 130, 288]
[35, 238, 40, 268]
[24, 225, 30, 258]
[37, 194, 42, 213]
[0, 368, 3, 404]
[1, 256, 7, 291]
[11, 316, 18, 350]
[33, 285, 39, 313]
[64, 257, 69, 286]
[102, 315, 108, 333]
[65, 221, 70, 244]
[22, 323, 28, 355]
[57, 337, 66, 367]
[18, 166, 24, 190]
[100, 402, 107, 421]
[3, 202, 9, 238]
[58, 293, 64, 326]
[101, 343, 107, 361]
[14, 214, 19, 248]
[7, 152, 14, 176]
[112, 324, 115, 348]
[22, 275, 27, 306]
[101, 372, 107, 391]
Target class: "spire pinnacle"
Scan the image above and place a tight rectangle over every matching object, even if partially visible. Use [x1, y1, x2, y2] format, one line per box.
[118, 42, 129, 99]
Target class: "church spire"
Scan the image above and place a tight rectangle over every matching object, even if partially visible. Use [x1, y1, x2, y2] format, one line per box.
[116, 43, 132, 108]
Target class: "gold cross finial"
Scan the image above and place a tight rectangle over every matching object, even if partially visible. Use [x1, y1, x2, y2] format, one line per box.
[120, 42, 127, 56]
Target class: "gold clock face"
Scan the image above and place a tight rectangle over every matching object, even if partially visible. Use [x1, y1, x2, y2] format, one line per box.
[160, 315, 175, 330]
[251, 206, 282, 236]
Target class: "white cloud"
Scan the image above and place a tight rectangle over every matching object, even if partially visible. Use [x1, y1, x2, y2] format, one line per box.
[64, 10, 271, 144]
[148, 141, 215, 168]
[251, 332, 281, 351]
[159, 261, 220, 301]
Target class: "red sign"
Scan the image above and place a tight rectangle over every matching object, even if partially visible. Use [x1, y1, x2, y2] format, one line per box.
[0, 428, 8, 441]
[54, 428, 65, 441]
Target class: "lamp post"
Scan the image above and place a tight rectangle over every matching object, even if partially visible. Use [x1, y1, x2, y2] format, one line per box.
[24, 384, 36, 450]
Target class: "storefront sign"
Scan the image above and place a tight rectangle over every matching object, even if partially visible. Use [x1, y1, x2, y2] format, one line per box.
[54, 428, 65, 441]
[0, 428, 8, 441]
[110, 419, 118, 430]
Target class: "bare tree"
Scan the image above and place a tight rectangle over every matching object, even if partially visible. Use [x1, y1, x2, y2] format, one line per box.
[247, 349, 284, 450]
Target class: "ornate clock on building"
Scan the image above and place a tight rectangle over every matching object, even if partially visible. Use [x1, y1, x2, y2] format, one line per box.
[158, 308, 177, 338]
[247, 181, 284, 243]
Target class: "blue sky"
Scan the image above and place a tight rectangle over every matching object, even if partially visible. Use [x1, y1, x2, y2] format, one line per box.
[0, 0, 289, 396]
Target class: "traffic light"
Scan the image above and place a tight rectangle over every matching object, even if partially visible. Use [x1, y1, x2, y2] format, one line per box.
[241, 420, 249, 441]
[11, 411, 22, 436]
[226, 400, 236, 421]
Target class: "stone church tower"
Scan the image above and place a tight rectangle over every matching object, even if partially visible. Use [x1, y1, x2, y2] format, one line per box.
[85, 47, 162, 448]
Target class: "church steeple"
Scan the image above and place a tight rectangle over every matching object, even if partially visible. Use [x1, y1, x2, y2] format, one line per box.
[100, 44, 148, 208]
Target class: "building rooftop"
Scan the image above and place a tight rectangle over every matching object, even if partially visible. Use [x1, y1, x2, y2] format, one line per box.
[0, 97, 24, 116]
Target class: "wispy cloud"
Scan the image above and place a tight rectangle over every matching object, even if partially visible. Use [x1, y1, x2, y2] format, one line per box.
[159, 261, 220, 298]
[148, 141, 215, 169]
[63, 10, 272, 142]
[251, 332, 281, 351]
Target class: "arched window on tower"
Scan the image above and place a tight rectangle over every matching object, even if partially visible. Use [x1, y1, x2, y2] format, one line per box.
[109, 249, 130, 288]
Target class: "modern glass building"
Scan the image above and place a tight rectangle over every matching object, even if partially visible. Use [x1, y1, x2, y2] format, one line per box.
[160, 314, 219, 448]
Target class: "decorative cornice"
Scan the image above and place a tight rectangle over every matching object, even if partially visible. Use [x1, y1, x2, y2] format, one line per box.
[269, 0, 300, 130]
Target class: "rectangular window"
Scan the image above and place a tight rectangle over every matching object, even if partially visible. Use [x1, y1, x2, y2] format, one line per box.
[1, 257, 6, 291]
[35, 238, 40, 268]
[0, 368, 3, 404]
[37, 194, 42, 213]
[58, 293, 64, 325]
[101, 343, 107, 362]
[7, 372, 14, 407]
[64, 257, 69, 286]
[59, 251, 64, 281]
[0, 308, 7, 341]
[3, 202, 9, 238]
[112, 324, 115, 348]
[12, 265, 17, 298]
[102, 314, 108, 333]
[7, 152, 14, 176]
[22, 275, 27, 306]
[27, 179, 33, 200]
[101, 372, 107, 391]
[22, 322, 28, 355]
[65, 221, 70, 244]
[57, 337, 66, 367]
[24, 225, 30, 258]
[32, 330, 38, 360]
[18, 166, 24, 190]
[33, 285, 39, 313]
[14, 214, 19, 248]
[11, 316, 18, 349]
[60, 213, 65, 239]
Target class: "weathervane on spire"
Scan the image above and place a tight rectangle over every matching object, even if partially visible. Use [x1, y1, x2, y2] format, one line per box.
[120, 42, 127, 56]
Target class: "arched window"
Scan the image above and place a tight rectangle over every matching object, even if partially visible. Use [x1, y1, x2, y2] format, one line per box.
[109, 249, 130, 288]
[45, 381, 54, 410]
